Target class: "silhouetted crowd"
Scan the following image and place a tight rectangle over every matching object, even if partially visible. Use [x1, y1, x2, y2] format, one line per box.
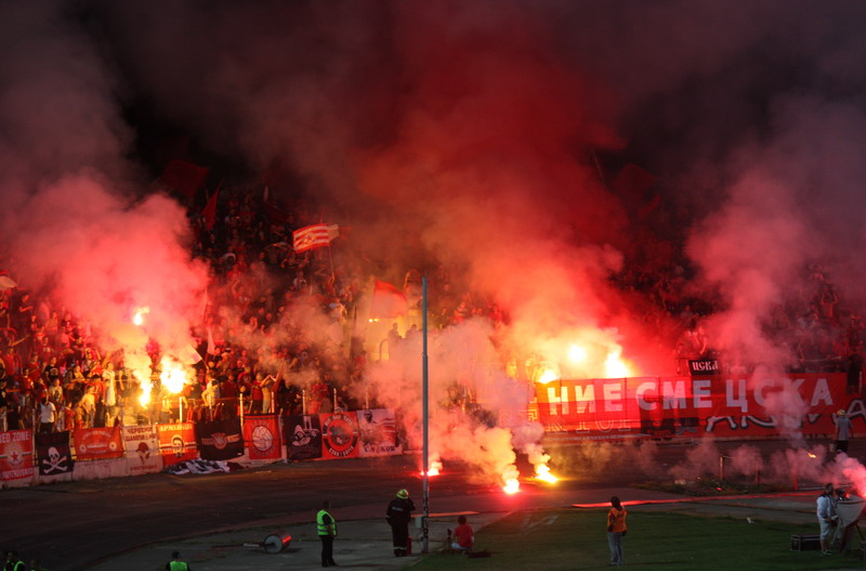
[0, 182, 862, 432]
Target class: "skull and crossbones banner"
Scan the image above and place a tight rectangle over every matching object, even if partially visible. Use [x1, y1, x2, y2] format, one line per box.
[36, 431, 74, 476]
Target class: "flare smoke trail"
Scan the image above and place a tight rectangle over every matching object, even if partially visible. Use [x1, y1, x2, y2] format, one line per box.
[0, 2, 208, 376]
[5, 1, 866, 480]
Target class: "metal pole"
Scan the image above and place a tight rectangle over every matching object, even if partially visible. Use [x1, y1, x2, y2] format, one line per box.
[422, 276, 430, 553]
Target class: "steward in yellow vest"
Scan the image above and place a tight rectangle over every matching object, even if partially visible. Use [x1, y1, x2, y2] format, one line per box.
[317, 500, 338, 567]
[164, 550, 190, 571]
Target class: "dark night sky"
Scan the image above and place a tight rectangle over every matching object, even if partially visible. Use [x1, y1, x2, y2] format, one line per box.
[3, 0, 866, 372]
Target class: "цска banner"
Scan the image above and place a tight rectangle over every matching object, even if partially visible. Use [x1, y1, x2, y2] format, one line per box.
[536, 373, 856, 440]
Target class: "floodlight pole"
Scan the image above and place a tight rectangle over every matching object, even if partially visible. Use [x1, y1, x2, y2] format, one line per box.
[422, 276, 430, 553]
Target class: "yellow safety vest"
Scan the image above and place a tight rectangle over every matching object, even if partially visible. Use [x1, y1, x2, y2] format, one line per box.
[169, 561, 189, 571]
[317, 509, 337, 536]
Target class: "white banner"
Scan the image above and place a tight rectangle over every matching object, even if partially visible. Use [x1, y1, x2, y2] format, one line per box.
[123, 425, 163, 475]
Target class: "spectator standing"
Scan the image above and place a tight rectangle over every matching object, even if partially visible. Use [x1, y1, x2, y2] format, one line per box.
[259, 374, 275, 414]
[316, 500, 338, 567]
[835, 409, 853, 454]
[164, 550, 190, 571]
[47, 379, 63, 408]
[103, 363, 118, 427]
[386, 488, 416, 557]
[451, 515, 474, 553]
[308, 378, 328, 415]
[607, 496, 628, 567]
[817, 483, 836, 555]
[250, 372, 264, 413]
[76, 385, 96, 429]
[37, 397, 55, 433]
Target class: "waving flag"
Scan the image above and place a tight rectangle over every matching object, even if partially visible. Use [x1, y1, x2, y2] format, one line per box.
[370, 279, 408, 318]
[201, 187, 220, 231]
[293, 223, 339, 253]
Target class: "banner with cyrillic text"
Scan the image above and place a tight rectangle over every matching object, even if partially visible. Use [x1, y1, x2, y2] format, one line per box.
[73, 426, 124, 460]
[320, 412, 360, 460]
[357, 409, 402, 457]
[535, 374, 853, 440]
[0, 430, 34, 480]
[123, 425, 163, 475]
[157, 423, 198, 466]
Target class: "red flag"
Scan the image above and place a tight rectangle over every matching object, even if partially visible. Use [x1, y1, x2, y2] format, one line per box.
[293, 223, 338, 252]
[370, 279, 408, 319]
[158, 160, 209, 199]
[201, 187, 219, 231]
[206, 326, 215, 356]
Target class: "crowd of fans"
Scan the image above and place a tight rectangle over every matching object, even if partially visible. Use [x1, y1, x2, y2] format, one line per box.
[0, 180, 862, 433]
[621, 258, 864, 377]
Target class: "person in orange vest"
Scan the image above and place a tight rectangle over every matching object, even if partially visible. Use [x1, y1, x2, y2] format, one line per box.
[607, 496, 628, 566]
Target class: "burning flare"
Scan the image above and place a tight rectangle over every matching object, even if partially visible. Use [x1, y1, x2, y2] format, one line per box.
[537, 369, 559, 384]
[160, 356, 189, 393]
[420, 459, 443, 477]
[136, 370, 152, 407]
[503, 478, 521, 494]
[604, 347, 631, 378]
[502, 463, 521, 494]
[534, 464, 558, 483]
[132, 306, 150, 327]
[568, 344, 587, 363]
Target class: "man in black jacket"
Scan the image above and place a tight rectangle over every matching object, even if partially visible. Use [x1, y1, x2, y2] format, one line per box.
[386, 489, 416, 557]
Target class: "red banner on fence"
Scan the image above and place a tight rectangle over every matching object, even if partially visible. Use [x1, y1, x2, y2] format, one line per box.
[0, 430, 34, 480]
[73, 426, 124, 460]
[320, 412, 360, 460]
[157, 423, 198, 466]
[536, 373, 856, 441]
[243, 415, 282, 461]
